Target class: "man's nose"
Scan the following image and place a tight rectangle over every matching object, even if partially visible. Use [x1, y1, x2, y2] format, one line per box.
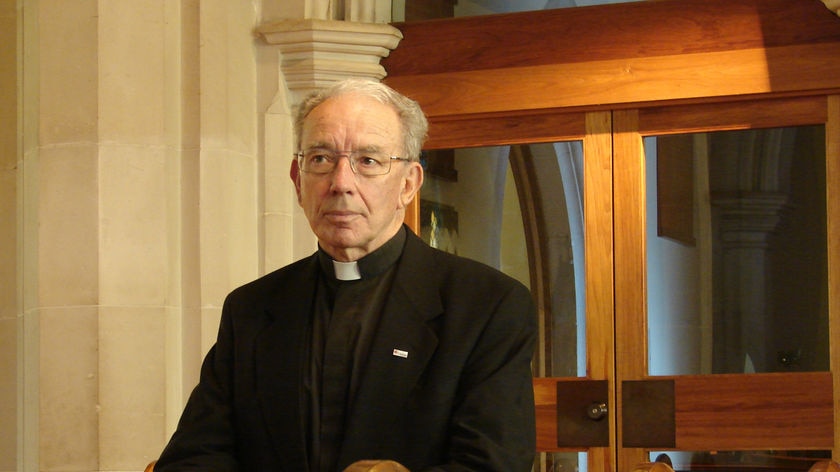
[329, 155, 357, 189]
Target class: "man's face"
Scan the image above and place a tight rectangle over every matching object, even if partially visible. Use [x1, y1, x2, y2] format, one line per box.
[290, 92, 423, 262]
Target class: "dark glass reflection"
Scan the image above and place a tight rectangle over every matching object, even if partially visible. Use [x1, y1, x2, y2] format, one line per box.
[646, 126, 828, 376]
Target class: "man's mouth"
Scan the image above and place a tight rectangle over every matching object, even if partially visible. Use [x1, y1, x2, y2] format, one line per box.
[324, 210, 359, 223]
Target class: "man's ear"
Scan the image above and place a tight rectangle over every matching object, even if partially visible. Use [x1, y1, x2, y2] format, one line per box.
[399, 161, 424, 208]
[289, 159, 302, 203]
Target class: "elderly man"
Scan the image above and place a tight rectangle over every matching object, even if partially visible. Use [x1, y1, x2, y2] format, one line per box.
[153, 78, 537, 471]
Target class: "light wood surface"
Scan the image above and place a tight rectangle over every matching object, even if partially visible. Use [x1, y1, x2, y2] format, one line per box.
[384, 0, 840, 126]
[632, 461, 675, 472]
[828, 95, 840, 458]
[584, 112, 617, 472]
[810, 460, 840, 472]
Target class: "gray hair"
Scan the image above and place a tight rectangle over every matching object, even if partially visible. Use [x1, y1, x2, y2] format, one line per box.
[294, 78, 429, 161]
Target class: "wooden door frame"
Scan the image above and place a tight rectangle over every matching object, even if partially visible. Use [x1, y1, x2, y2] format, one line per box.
[384, 1, 840, 470]
[613, 95, 838, 471]
[383, 0, 840, 127]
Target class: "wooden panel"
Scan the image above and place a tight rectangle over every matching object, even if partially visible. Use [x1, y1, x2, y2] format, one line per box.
[612, 109, 649, 472]
[556, 380, 610, 448]
[612, 109, 647, 380]
[384, 0, 840, 76]
[386, 43, 840, 119]
[584, 111, 618, 472]
[622, 380, 676, 448]
[638, 96, 828, 136]
[424, 110, 586, 150]
[534, 378, 612, 452]
[385, 0, 840, 122]
[673, 372, 834, 450]
[656, 135, 695, 245]
[534, 377, 561, 452]
[620, 373, 834, 450]
[584, 111, 616, 380]
[622, 372, 834, 451]
[827, 95, 840, 459]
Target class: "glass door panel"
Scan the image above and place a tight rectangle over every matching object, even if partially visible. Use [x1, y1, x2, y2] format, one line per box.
[640, 125, 831, 472]
[646, 126, 828, 377]
[418, 146, 532, 286]
[418, 141, 589, 471]
[419, 143, 587, 378]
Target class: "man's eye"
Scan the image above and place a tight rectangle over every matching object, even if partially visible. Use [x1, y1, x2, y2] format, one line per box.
[308, 153, 331, 164]
[356, 155, 383, 167]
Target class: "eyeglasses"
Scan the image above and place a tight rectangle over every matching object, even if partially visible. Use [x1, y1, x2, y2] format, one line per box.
[295, 148, 410, 176]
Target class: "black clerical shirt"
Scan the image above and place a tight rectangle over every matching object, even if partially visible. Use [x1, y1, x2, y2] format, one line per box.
[308, 228, 406, 471]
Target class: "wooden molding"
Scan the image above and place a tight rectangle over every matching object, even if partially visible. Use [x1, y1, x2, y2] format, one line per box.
[383, 0, 840, 134]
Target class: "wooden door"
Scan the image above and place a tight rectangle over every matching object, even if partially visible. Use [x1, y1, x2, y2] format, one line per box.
[405, 95, 839, 472]
[383, 3, 840, 471]
[611, 96, 839, 472]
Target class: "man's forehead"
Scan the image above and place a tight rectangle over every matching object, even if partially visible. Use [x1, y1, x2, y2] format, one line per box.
[301, 96, 403, 147]
[308, 94, 396, 119]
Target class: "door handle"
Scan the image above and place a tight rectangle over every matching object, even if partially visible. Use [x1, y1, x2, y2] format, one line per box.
[587, 402, 608, 421]
[555, 380, 609, 447]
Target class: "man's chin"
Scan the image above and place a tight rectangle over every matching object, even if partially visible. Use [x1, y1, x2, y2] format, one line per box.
[317, 227, 363, 250]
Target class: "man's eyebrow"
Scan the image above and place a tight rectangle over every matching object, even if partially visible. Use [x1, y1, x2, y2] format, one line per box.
[354, 144, 384, 153]
[302, 143, 384, 153]
[302, 141, 330, 150]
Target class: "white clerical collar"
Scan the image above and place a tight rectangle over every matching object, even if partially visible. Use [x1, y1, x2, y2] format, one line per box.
[332, 260, 361, 281]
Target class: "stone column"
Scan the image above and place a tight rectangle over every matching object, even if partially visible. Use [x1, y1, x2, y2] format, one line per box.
[713, 193, 788, 373]
[18, 0, 260, 470]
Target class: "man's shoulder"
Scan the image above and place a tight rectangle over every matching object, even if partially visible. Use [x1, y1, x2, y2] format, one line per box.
[226, 254, 317, 301]
[404, 233, 527, 291]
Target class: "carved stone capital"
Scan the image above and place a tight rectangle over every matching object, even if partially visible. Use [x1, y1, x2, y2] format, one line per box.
[258, 18, 402, 98]
[712, 193, 789, 249]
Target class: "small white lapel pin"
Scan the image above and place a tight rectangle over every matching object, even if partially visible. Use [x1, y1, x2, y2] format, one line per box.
[392, 348, 409, 359]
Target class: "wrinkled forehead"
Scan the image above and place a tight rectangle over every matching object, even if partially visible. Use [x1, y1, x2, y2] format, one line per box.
[300, 94, 404, 152]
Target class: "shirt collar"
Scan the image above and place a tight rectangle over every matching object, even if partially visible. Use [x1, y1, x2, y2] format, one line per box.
[332, 260, 361, 281]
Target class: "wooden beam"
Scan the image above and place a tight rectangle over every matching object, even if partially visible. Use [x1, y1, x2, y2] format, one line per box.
[384, 0, 840, 121]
